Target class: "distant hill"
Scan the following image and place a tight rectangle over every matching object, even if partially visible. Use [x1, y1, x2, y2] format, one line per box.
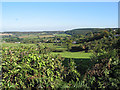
[65, 28, 118, 35]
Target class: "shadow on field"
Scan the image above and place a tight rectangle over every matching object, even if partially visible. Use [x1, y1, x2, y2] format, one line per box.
[63, 58, 94, 77]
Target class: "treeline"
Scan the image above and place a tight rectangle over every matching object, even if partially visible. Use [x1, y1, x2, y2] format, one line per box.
[69, 29, 119, 52]
[65, 28, 117, 35]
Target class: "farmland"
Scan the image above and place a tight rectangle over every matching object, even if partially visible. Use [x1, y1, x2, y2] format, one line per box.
[0, 28, 120, 89]
[51, 51, 92, 59]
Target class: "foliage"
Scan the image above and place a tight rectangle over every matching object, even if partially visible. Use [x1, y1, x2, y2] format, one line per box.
[82, 31, 120, 89]
[63, 59, 80, 82]
[2, 46, 64, 89]
[2, 45, 80, 89]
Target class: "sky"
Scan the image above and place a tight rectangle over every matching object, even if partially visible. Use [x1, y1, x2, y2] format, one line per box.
[1, 0, 120, 2]
[2, 2, 118, 31]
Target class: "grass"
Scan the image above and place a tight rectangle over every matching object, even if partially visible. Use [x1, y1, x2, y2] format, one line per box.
[54, 34, 71, 37]
[2, 43, 66, 50]
[55, 47, 67, 50]
[39, 35, 54, 38]
[2, 43, 36, 47]
[51, 51, 92, 59]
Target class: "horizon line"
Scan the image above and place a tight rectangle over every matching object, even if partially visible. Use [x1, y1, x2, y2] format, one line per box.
[1, 27, 118, 32]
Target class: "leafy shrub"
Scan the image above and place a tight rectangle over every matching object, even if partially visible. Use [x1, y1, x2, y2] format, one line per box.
[2, 45, 80, 89]
[82, 34, 120, 89]
[2, 46, 65, 89]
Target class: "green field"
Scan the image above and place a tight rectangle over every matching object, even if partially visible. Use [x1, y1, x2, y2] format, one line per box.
[51, 51, 92, 59]
[2, 43, 36, 47]
[54, 34, 71, 37]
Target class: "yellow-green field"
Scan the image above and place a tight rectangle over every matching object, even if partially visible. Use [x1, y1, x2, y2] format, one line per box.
[51, 51, 92, 59]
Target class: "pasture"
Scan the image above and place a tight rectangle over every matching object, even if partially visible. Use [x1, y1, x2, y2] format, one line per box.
[51, 51, 92, 59]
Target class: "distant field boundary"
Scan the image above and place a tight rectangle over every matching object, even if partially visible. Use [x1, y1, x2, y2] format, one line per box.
[19, 35, 54, 38]
[0, 34, 12, 36]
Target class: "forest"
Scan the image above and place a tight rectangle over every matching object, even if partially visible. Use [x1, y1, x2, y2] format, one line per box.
[0, 28, 120, 89]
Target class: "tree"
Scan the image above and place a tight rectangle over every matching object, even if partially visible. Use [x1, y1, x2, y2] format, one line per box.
[66, 40, 72, 51]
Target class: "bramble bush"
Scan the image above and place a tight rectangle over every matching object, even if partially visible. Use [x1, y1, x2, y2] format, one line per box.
[2, 45, 80, 89]
[81, 32, 120, 89]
